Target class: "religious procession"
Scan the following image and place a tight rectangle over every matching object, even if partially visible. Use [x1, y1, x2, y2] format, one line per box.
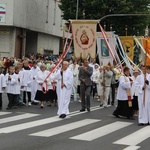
[0, 20, 150, 125]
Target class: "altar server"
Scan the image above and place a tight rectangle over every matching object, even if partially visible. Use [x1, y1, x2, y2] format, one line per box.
[31, 61, 40, 104]
[21, 60, 33, 106]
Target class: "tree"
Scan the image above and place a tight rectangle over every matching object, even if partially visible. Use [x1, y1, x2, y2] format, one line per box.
[59, 0, 150, 36]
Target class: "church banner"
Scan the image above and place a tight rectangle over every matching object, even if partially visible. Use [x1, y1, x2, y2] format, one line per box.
[120, 36, 134, 61]
[96, 32, 114, 66]
[142, 37, 150, 66]
[71, 20, 97, 59]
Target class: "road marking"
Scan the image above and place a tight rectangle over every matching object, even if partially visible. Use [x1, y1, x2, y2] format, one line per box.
[70, 121, 133, 141]
[0, 113, 40, 124]
[30, 119, 100, 137]
[114, 126, 150, 148]
[0, 112, 12, 116]
[123, 146, 141, 150]
[0, 116, 70, 133]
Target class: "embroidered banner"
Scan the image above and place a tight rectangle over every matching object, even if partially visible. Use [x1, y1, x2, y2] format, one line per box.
[71, 20, 97, 59]
[96, 32, 114, 66]
[142, 37, 150, 66]
[120, 36, 134, 61]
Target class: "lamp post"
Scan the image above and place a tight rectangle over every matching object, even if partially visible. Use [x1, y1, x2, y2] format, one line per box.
[76, 0, 79, 20]
[125, 26, 128, 36]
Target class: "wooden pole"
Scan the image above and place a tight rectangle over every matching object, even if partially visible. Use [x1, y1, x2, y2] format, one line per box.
[143, 26, 149, 106]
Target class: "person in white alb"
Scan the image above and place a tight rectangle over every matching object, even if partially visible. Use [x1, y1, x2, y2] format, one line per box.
[113, 67, 134, 119]
[31, 61, 40, 104]
[135, 65, 150, 125]
[54, 61, 73, 118]
[5, 66, 19, 109]
[21, 60, 33, 106]
[69, 60, 79, 101]
[131, 68, 139, 116]
[0, 68, 6, 110]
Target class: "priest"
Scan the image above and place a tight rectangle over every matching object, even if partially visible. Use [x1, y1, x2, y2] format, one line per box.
[54, 61, 73, 118]
[135, 65, 150, 125]
[113, 67, 134, 119]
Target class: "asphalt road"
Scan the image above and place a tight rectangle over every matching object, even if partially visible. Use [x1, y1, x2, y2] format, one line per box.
[0, 94, 149, 150]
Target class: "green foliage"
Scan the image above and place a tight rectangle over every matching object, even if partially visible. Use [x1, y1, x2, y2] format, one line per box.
[59, 0, 150, 35]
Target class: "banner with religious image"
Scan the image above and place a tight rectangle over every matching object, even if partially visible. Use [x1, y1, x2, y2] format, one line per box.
[142, 37, 150, 66]
[96, 32, 114, 66]
[120, 36, 134, 61]
[71, 20, 97, 59]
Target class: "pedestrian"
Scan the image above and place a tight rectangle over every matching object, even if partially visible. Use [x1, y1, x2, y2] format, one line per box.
[131, 68, 139, 117]
[54, 61, 73, 118]
[135, 65, 150, 125]
[99, 65, 113, 107]
[47, 64, 57, 106]
[79, 60, 93, 112]
[5, 66, 18, 109]
[35, 64, 49, 108]
[113, 67, 134, 119]
[0, 68, 6, 110]
[31, 61, 40, 104]
[108, 65, 116, 106]
[69, 60, 79, 102]
[21, 60, 33, 106]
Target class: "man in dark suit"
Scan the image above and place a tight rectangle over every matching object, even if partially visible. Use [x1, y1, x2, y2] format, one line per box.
[78, 60, 93, 112]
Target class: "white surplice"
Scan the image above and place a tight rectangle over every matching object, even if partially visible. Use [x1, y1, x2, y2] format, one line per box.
[135, 73, 150, 124]
[0, 74, 6, 93]
[21, 69, 33, 92]
[54, 68, 73, 116]
[31, 66, 40, 101]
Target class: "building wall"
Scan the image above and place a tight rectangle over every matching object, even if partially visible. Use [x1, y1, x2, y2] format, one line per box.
[0, 27, 16, 57]
[13, 0, 63, 37]
[0, 0, 64, 58]
[37, 33, 60, 55]
[0, 0, 14, 26]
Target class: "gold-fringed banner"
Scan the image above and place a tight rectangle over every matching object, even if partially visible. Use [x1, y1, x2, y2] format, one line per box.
[142, 37, 150, 66]
[120, 36, 134, 61]
[71, 20, 97, 59]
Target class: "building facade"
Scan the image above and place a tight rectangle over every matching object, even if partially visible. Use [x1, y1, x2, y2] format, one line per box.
[0, 0, 64, 58]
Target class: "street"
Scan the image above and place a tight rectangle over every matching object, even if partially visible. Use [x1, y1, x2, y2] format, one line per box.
[0, 94, 149, 150]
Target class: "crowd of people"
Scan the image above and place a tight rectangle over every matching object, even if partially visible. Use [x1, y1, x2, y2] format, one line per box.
[0, 55, 150, 125]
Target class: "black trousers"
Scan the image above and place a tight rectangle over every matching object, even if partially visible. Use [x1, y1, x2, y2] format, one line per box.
[7, 93, 18, 107]
[23, 91, 31, 103]
[108, 83, 116, 104]
[80, 86, 91, 109]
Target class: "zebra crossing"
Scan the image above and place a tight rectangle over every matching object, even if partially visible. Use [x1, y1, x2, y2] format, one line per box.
[0, 107, 149, 150]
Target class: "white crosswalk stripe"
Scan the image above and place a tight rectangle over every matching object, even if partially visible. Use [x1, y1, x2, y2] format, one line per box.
[114, 126, 150, 150]
[0, 116, 68, 133]
[0, 113, 40, 124]
[70, 121, 133, 141]
[30, 119, 100, 137]
[0, 111, 12, 116]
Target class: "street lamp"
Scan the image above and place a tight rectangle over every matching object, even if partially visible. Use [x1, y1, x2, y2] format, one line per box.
[76, 0, 79, 20]
[125, 26, 128, 36]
